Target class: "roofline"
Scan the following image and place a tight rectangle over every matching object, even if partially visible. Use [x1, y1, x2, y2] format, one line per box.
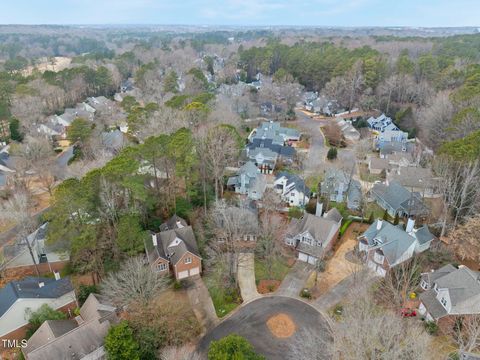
[171, 251, 202, 266]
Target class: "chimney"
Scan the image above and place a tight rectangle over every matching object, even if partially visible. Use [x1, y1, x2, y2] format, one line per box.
[406, 218, 415, 233]
[376, 219, 383, 231]
[38, 282, 45, 288]
[54, 271, 61, 281]
[315, 201, 323, 217]
[152, 233, 158, 247]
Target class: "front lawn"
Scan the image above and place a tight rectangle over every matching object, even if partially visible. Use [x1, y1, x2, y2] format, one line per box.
[255, 257, 290, 283]
[204, 276, 241, 318]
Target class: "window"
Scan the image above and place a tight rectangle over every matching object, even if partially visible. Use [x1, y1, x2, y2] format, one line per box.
[156, 262, 167, 272]
[420, 280, 428, 290]
[184, 257, 192, 264]
[440, 297, 447, 308]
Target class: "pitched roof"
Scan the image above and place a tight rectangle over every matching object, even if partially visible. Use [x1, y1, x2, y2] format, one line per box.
[324, 208, 342, 223]
[288, 211, 341, 243]
[0, 277, 74, 317]
[158, 226, 200, 265]
[389, 167, 437, 190]
[360, 220, 417, 266]
[369, 157, 390, 171]
[371, 181, 429, 216]
[247, 138, 296, 158]
[159, 214, 188, 232]
[276, 171, 311, 197]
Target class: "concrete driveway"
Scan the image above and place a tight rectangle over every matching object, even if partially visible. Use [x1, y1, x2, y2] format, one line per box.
[185, 276, 219, 334]
[277, 261, 312, 297]
[237, 252, 260, 303]
[198, 296, 331, 360]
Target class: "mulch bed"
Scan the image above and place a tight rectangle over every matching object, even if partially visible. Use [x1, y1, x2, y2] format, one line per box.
[257, 279, 281, 294]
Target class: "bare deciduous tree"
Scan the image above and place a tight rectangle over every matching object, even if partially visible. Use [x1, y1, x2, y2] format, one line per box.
[448, 215, 480, 263]
[450, 315, 480, 354]
[0, 191, 39, 276]
[101, 257, 168, 309]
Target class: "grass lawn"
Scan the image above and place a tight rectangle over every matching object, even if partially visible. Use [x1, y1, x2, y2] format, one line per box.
[365, 202, 386, 219]
[254, 256, 291, 283]
[359, 163, 384, 182]
[204, 276, 241, 318]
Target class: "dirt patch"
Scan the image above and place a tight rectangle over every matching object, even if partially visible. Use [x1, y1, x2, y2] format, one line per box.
[266, 313, 296, 338]
[257, 279, 281, 294]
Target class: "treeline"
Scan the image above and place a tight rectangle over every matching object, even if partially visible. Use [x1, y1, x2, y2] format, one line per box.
[239, 41, 382, 89]
[45, 124, 241, 279]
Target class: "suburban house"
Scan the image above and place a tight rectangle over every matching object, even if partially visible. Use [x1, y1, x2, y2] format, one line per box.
[379, 141, 415, 159]
[419, 264, 480, 330]
[2, 223, 69, 273]
[388, 166, 440, 198]
[23, 293, 118, 360]
[368, 157, 391, 175]
[320, 168, 362, 210]
[245, 146, 278, 174]
[0, 277, 76, 341]
[213, 203, 259, 243]
[144, 215, 202, 280]
[286, 206, 343, 264]
[274, 172, 311, 207]
[227, 161, 267, 200]
[303, 95, 341, 116]
[367, 114, 408, 149]
[101, 129, 126, 154]
[87, 96, 115, 113]
[333, 117, 360, 141]
[371, 180, 429, 218]
[249, 121, 300, 145]
[358, 218, 435, 276]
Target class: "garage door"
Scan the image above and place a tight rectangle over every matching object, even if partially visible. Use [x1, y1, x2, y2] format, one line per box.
[298, 252, 308, 263]
[189, 267, 200, 276]
[178, 270, 189, 279]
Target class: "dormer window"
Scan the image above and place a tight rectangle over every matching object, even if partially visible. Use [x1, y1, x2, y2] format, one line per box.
[373, 237, 383, 246]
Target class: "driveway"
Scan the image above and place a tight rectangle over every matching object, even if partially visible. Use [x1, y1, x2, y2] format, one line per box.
[198, 296, 331, 360]
[185, 276, 219, 334]
[237, 252, 260, 303]
[312, 273, 357, 312]
[277, 261, 312, 297]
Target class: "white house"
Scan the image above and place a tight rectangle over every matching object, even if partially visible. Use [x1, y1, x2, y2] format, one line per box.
[0, 277, 76, 339]
[274, 172, 311, 207]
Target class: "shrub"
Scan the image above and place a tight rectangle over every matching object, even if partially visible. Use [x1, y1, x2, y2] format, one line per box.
[327, 147, 338, 160]
[77, 284, 98, 306]
[208, 334, 265, 360]
[300, 288, 312, 299]
[288, 206, 303, 219]
[105, 321, 141, 360]
[424, 321, 439, 335]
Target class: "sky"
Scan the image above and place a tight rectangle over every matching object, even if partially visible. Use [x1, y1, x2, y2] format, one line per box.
[0, 0, 479, 27]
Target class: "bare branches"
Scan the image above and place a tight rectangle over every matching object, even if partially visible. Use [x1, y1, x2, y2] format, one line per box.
[101, 257, 168, 309]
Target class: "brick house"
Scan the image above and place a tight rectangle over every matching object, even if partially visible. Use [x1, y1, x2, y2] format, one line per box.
[0, 277, 76, 345]
[419, 264, 480, 333]
[144, 215, 202, 280]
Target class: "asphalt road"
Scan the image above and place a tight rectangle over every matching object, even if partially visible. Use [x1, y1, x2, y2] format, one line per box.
[294, 109, 327, 175]
[198, 296, 332, 360]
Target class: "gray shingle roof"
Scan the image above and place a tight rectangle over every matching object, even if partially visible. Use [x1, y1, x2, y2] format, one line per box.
[420, 289, 448, 319]
[0, 277, 73, 317]
[288, 211, 341, 243]
[361, 220, 416, 266]
[276, 171, 311, 197]
[372, 181, 429, 216]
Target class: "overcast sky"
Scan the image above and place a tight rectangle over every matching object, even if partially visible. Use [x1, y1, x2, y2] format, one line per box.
[1, 0, 479, 27]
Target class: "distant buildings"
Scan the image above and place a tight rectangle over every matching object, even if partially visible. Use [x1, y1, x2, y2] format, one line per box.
[367, 114, 409, 149]
[245, 121, 300, 173]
